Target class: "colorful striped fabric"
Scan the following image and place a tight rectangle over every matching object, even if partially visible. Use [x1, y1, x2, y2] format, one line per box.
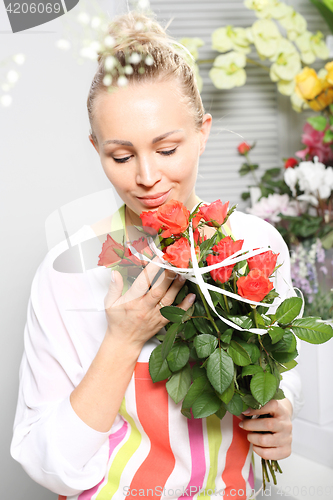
[58, 343, 254, 500]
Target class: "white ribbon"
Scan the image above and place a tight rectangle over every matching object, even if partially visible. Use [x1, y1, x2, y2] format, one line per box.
[126, 219, 284, 335]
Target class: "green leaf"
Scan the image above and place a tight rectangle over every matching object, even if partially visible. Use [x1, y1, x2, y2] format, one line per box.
[206, 348, 234, 394]
[272, 350, 298, 363]
[218, 381, 235, 404]
[250, 371, 279, 406]
[273, 388, 285, 400]
[166, 364, 192, 404]
[225, 393, 244, 416]
[291, 318, 333, 344]
[160, 305, 186, 323]
[307, 115, 327, 131]
[275, 297, 303, 325]
[227, 340, 252, 366]
[268, 326, 285, 344]
[191, 364, 206, 380]
[215, 405, 227, 419]
[167, 344, 190, 371]
[271, 330, 296, 353]
[182, 304, 195, 323]
[278, 359, 298, 373]
[227, 315, 253, 329]
[184, 320, 197, 340]
[241, 393, 261, 409]
[193, 317, 215, 335]
[242, 365, 264, 376]
[194, 334, 218, 358]
[323, 129, 333, 143]
[182, 375, 211, 407]
[192, 392, 222, 418]
[241, 191, 250, 201]
[161, 323, 182, 360]
[220, 328, 233, 343]
[149, 344, 172, 382]
[321, 230, 333, 250]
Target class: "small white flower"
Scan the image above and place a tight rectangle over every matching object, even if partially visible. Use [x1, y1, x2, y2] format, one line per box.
[77, 12, 90, 25]
[145, 55, 154, 66]
[103, 74, 112, 86]
[7, 70, 19, 83]
[129, 52, 141, 64]
[135, 21, 144, 31]
[124, 65, 134, 75]
[138, 0, 150, 9]
[91, 16, 101, 29]
[1, 83, 10, 92]
[1, 95, 12, 107]
[55, 39, 71, 50]
[117, 76, 128, 87]
[80, 47, 98, 60]
[104, 35, 115, 48]
[13, 53, 25, 64]
[104, 56, 116, 71]
[284, 167, 298, 196]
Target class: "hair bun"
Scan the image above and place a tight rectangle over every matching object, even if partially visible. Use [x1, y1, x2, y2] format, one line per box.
[97, 11, 172, 64]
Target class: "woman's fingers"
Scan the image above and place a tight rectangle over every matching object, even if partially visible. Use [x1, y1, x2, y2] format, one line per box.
[104, 270, 124, 310]
[124, 257, 168, 302]
[240, 399, 293, 460]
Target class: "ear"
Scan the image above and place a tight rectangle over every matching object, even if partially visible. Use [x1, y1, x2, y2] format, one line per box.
[199, 113, 212, 156]
[89, 133, 99, 154]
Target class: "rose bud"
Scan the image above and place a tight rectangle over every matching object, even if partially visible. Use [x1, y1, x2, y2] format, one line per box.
[284, 157, 298, 169]
[237, 142, 251, 155]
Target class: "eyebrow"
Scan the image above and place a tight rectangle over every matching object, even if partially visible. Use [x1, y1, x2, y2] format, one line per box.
[102, 129, 183, 147]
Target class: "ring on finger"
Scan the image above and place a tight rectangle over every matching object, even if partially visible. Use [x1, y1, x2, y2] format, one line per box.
[158, 300, 165, 308]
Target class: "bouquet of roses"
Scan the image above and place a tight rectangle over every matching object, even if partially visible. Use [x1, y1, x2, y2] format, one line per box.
[98, 199, 333, 489]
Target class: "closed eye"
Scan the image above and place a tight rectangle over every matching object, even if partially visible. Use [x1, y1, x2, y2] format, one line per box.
[112, 147, 177, 163]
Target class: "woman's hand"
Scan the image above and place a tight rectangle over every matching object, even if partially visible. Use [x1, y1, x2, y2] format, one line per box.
[104, 257, 196, 350]
[238, 398, 293, 461]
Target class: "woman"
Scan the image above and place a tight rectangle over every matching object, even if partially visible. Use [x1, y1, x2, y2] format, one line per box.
[11, 10, 302, 500]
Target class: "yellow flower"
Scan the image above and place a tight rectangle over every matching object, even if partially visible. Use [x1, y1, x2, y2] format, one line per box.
[295, 67, 322, 100]
[209, 51, 246, 89]
[308, 86, 333, 111]
[325, 61, 333, 85]
[211, 26, 251, 54]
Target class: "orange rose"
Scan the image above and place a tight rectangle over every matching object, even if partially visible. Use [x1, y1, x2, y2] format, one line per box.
[140, 210, 160, 235]
[98, 234, 125, 267]
[247, 250, 279, 278]
[155, 200, 190, 238]
[237, 269, 273, 302]
[199, 200, 229, 227]
[206, 236, 244, 284]
[163, 237, 191, 268]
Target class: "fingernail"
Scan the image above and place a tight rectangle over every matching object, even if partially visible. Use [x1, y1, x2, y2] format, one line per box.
[178, 274, 187, 282]
[239, 421, 244, 428]
[242, 409, 251, 415]
[188, 293, 196, 304]
[110, 270, 115, 282]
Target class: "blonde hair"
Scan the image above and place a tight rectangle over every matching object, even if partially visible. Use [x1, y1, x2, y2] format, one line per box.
[87, 11, 205, 144]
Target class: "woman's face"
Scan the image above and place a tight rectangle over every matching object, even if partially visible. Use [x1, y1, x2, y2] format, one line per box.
[90, 79, 212, 225]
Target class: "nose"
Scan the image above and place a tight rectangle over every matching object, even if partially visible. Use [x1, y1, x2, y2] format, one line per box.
[135, 154, 162, 187]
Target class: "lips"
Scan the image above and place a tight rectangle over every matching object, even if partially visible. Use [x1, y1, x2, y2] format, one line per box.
[137, 189, 171, 208]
